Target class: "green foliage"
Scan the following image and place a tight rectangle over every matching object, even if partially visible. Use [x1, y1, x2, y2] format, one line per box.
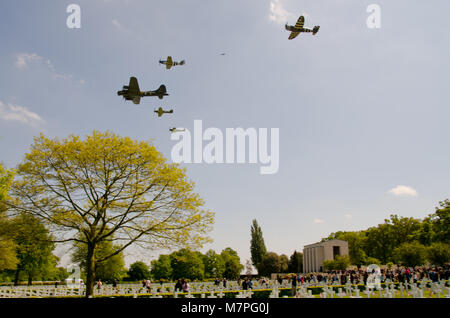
[202, 249, 225, 278]
[0, 240, 18, 271]
[151, 255, 172, 280]
[322, 203, 450, 266]
[8, 131, 214, 296]
[8, 213, 56, 284]
[426, 242, 450, 266]
[72, 238, 126, 282]
[127, 261, 150, 281]
[0, 164, 17, 271]
[220, 248, 243, 280]
[393, 242, 427, 267]
[279, 254, 289, 273]
[258, 252, 281, 276]
[170, 249, 205, 280]
[430, 200, 450, 244]
[322, 255, 350, 271]
[250, 219, 267, 274]
[0, 163, 13, 204]
[288, 251, 303, 273]
[364, 257, 381, 266]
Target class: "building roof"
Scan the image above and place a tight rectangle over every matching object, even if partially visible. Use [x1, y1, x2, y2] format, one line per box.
[303, 239, 348, 248]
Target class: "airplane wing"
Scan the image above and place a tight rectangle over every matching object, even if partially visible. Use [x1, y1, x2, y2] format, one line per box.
[294, 15, 305, 29]
[166, 56, 173, 69]
[128, 77, 140, 96]
[288, 31, 300, 40]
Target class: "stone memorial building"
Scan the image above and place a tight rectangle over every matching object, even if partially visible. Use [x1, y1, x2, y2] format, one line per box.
[302, 239, 349, 273]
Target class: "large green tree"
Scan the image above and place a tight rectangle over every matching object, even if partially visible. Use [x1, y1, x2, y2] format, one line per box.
[0, 163, 17, 271]
[258, 252, 281, 277]
[8, 213, 55, 285]
[250, 219, 267, 274]
[202, 249, 225, 278]
[426, 242, 450, 266]
[288, 250, 303, 273]
[170, 248, 205, 280]
[220, 248, 243, 280]
[393, 242, 427, 267]
[7, 131, 214, 296]
[150, 254, 172, 280]
[127, 261, 151, 281]
[430, 200, 450, 244]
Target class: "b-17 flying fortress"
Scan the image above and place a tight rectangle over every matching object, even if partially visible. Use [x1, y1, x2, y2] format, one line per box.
[117, 77, 168, 105]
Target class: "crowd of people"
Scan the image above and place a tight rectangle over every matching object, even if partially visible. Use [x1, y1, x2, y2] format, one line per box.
[90, 265, 449, 294]
[291, 266, 450, 286]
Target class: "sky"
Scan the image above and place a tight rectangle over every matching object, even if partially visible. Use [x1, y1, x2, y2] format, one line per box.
[1, 0, 449, 271]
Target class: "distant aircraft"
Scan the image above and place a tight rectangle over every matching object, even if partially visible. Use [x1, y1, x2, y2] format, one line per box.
[285, 15, 320, 40]
[154, 107, 173, 117]
[159, 56, 185, 70]
[169, 128, 186, 133]
[117, 77, 168, 104]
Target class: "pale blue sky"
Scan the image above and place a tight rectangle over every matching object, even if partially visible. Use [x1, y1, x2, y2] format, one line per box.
[1, 0, 449, 269]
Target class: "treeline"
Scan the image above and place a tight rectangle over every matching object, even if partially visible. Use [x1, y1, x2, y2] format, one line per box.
[322, 201, 450, 267]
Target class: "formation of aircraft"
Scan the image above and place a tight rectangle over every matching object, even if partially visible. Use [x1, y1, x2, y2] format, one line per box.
[117, 13, 320, 133]
[159, 56, 185, 70]
[285, 15, 320, 40]
[117, 77, 168, 105]
[154, 107, 173, 117]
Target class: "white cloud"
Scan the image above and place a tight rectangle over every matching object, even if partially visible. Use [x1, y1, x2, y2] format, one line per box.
[389, 185, 418, 197]
[0, 101, 44, 127]
[14, 53, 84, 84]
[344, 214, 352, 219]
[112, 19, 129, 33]
[14, 53, 43, 69]
[313, 218, 324, 224]
[269, 0, 295, 25]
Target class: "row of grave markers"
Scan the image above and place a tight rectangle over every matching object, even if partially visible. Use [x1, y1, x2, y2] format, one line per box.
[0, 279, 448, 298]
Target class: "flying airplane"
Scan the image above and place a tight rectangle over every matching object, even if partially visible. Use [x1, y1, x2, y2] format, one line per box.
[159, 56, 185, 70]
[169, 128, 186, 133]
[154, 107, 173, 117]
[285, 15, 320, 40]
[117, 77, 168, 104]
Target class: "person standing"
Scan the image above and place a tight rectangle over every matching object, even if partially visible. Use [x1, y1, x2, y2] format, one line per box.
[291, 275, 297, 297]
[242, 278, 248, 290]
[182, 280, 190, 293]
[175, 279, 183, 292]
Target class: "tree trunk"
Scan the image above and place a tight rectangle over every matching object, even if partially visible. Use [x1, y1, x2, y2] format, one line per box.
[28, 273, 33, 286]
[85, 244, 96, 298]
[14, 268, 20, 286]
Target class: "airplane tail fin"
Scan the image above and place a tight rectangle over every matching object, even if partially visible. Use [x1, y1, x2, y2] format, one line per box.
[313, 26, 320, 35]
[156, 85, 167, 99]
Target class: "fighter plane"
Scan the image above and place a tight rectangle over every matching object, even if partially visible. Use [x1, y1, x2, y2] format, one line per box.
[154, 107, 173, 117]
[117, 77, 168, 104]
[159, 56, 185, 70]
[285, 15, 320, 40]
[169, 128, 186, 133]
